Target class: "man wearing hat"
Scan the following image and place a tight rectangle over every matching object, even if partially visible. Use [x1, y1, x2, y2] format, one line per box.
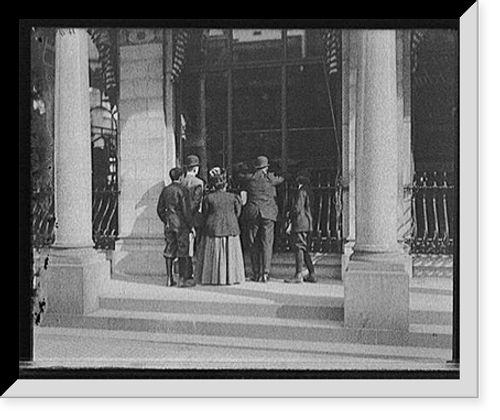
[180, 154, 205, 285]
[239, 155, 285, 283]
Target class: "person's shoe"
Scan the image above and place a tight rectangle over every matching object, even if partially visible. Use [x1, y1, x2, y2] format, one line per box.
[181, 278, 196, 288]
[285, 274, 303, 284]
[260, 273, 269, 283]
[165, 258, 176, 287]
[249, 273, 260, 282]
[177, 277, 190, 288]
[304, 274, 317, 283]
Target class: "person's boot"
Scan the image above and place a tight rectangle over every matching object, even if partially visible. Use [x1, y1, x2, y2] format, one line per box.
[286, 250, 304, 283]
[249, 251, 260, 282]
[177, 257, 185, 287]
[178, 257, 195, 288]
[185, 257, 194, 281]
[303, 251, 316, 283]
[165, 257, 176, 287]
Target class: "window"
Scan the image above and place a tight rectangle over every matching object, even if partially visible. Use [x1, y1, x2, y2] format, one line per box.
[287, 64, 333, 129]
[232, 29, 283, 63]
[205, 72, 228, 169]
[286, 29, 324, 59]
[233, 67, 281, 131]
[204, 29, 230, 68]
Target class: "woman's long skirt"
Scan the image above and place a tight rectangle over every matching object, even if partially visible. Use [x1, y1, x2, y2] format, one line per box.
[196, 235, 246, 285]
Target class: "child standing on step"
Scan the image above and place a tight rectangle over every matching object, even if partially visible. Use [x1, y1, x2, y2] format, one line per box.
[156, 167, 194, 288]
[285, 170, 316, 283]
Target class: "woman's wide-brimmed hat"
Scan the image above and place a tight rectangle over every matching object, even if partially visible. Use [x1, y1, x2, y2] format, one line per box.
[253, 156, 269, 170]
[208, 167, 226, 188]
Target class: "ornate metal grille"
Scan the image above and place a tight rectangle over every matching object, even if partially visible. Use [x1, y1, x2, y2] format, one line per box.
[408, 171, 455, 254]
[91, 94, 119, 249]
[31, 187, 56, 249]
[89, 29, 120, 250]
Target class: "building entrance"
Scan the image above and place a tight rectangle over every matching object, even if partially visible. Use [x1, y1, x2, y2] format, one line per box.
[178, 29, 343, 252]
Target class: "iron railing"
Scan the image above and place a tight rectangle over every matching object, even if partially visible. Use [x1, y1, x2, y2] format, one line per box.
[408, 171, 455, 254]
[31, 186, 120, 250]
[92, 187, 119, 249]
[90, 99, 119, 250]
[31, 187, 56, 249]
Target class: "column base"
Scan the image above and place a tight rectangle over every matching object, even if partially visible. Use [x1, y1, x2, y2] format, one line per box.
[344, 255, 410, 331]
[350, 247, 413, 278]
[341, 241, 354, 281]
[113, 236, 166, 276]
[46, 247, 110, 315]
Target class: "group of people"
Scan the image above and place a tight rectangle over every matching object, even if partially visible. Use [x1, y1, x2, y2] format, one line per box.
[156, 154, 316, 288]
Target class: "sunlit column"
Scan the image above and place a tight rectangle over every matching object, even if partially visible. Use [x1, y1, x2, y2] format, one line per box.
[53, 28, 94, 247]
[345, 30, 410, 332]
[46, 29, 109, 316]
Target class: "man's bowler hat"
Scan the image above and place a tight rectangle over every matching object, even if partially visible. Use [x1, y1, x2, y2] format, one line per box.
[185, 155, 200, 168]
[254, 156, 269, 170]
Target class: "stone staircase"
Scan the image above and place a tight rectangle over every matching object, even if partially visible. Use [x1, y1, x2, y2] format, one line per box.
[41, 253, 454, 364]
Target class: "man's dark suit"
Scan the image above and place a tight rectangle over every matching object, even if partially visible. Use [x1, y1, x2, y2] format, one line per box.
[240, 168, 285, 281]
[180, 172, 205, 279]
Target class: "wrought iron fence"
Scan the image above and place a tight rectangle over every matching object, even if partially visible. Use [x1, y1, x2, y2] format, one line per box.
[31, 187, 56, 249]
[31, 186, 120, 250]
[408, 171, 455, 254]
[275, 168, 343, 253]
[92, 187, 119, 249]
[90, 96, 119, 250]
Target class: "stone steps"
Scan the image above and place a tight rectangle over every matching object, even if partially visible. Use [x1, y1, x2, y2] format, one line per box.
[42, 309, 452, 350]
[41, 275, 453, 354]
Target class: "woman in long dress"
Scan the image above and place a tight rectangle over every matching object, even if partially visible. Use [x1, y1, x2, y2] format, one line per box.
[195, 167, 246, 285]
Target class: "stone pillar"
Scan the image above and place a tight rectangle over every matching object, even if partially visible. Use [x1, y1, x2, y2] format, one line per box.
[344, 30, 410, 331]
[47, 29, 109, 315]
[396, 30, 414, 249]
[341, 30, 357, 279]
[113, 29, 177, 276]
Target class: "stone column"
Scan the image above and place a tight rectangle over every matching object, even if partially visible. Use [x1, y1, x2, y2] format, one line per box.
[113, 29, 177, 276]
[396, 30, 414, 248]
[47, 29, 109, 315]
[344, 30, 410, 331]
[341, 30, 357, 279]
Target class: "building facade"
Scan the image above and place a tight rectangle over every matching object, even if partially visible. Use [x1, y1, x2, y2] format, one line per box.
[30, 27, 457, 333]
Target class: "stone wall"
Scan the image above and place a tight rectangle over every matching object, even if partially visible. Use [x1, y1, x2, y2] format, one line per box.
[114, 29, 176, 276]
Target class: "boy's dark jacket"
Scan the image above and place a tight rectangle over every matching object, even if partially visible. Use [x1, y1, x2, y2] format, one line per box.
[290, 185, 314, 233]
[156, 182, 190, 231]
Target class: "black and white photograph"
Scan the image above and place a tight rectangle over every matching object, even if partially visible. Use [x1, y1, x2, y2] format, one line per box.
[14, 13, 481, 400]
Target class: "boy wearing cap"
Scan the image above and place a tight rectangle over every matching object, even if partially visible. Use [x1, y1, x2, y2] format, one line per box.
[285, 170, 316, 283]
[156, 167, 192, 287]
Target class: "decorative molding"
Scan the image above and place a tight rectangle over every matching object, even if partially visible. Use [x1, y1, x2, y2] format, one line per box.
[119, 29, 163, 46]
